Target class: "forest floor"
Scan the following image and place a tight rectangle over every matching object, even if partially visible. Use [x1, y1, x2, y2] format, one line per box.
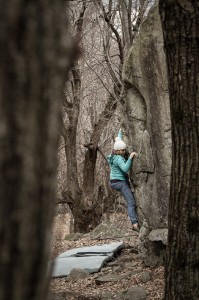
[49, 213, 164, 300]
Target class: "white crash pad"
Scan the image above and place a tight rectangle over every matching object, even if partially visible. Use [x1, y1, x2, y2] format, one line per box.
[50, 241, 124, 278]
[51, 256, 110, 278]
[58, 241, 124, 258]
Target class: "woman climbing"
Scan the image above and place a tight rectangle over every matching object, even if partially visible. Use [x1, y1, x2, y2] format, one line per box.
[107, 129, 139, 232]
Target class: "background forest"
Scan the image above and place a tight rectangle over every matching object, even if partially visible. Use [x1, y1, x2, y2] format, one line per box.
[58, 0, 155, 233]
[0, 0, 198, 300]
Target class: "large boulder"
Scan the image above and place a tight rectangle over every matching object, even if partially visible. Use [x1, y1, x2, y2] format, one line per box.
[122, 2, 171, 229]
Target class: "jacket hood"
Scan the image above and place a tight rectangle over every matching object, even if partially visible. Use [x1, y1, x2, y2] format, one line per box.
[107, 154, 120, 166]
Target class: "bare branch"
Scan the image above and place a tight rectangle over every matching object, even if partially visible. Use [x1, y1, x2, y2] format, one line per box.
[94, 0, 124, 64]
[84, 60, 116, 99]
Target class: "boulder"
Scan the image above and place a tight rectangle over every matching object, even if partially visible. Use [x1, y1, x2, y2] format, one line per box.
[148, 228, 168, 245]
[122, 2, 171, 229]
[138, 223, 167, 267]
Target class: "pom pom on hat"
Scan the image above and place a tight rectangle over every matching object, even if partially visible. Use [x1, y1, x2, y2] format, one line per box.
[114, 137, 126, 150]
[113, 128, 126, 150]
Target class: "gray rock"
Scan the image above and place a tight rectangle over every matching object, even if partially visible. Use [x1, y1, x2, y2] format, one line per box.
[101, 266, 112, 273]
[85, 221, 127, 239]
[125, 286, 147, 300]
[138, 222, 167, 266]
[113, 290, 127, 300]
[140, 272, 151, 283]
[101, 290, 126, 300]
[138, 236, 166, 267]
[113, 266, 123, 273]
[68, 268, 90, 279]
[107, 261, 120, 267]
[65, 232, 83, 241]
[139, 220, 150, 241]
[122, 0, 171, 230]
[148, 228, 168, 245]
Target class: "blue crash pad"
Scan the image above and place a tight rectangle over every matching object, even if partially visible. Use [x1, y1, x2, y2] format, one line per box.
[50, 241, 124, 278]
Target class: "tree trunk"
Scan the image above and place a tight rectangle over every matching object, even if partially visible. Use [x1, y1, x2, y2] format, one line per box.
[119, 0, 131, 53]
[159, 1, 199, 299]
[0, 2, 73, 300]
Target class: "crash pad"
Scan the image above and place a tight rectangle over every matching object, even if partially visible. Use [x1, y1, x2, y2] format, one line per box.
[58, 241, 124, 258]
[51, 256, 110, 278]
[50, 241, 124, 278]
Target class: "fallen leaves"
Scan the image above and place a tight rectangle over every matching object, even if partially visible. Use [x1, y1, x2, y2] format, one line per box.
[49, 214, 164, 299]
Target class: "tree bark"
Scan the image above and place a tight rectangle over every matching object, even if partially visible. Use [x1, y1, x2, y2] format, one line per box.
[159, 1, 199, 299]
[0, 1, 73, 300]
[119, 0, 131, 53]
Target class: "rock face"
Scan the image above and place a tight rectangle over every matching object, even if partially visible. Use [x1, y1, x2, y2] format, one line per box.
[138, 220, 167, 267]
[122, 2, 171, 229]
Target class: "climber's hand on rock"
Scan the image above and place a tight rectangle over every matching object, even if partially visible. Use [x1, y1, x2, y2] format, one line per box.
[130, 152, 138, 159]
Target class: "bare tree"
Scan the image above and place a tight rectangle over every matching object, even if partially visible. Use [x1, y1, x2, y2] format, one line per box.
[159, 1, 199, 299]
[0, 1, 74, 300]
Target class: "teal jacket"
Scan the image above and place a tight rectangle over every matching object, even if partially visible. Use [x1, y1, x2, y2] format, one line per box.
[107, 154, 133, 181]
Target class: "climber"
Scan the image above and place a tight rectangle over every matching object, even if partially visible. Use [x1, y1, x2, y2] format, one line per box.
[107, 129, 139, 232]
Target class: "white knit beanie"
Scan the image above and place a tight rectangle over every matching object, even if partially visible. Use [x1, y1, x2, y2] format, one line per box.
[114, 137, 126, 150]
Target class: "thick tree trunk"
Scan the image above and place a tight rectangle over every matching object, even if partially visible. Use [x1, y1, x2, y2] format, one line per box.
[159, 1, 199, 299]
[0, 2, 72, 300]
